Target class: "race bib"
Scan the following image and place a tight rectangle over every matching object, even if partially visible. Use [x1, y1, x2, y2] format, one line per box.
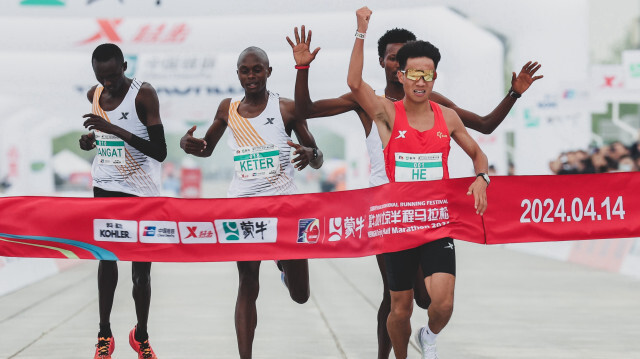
[394, 152, 443, 182]
[95, 131, 126, 165]
[234, 144, 281, 180]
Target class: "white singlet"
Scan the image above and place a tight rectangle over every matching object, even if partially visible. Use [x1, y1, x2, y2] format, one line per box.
[366, 90, 391, 187]
[226, 91, 297, 198]
[366, 122, 389, 187]
[91, 78, 161, 197]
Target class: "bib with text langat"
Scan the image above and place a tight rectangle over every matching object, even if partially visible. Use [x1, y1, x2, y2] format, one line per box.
[95, 131, 126, 165]
[234, 144, 281, 180]
[394, 152, 443, 182]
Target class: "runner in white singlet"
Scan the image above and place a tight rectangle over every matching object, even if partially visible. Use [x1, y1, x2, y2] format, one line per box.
[79, 43, 166, 359]
[179, 45, 323, 359]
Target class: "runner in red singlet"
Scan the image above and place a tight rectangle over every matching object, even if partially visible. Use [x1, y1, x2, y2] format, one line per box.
[346, 7, 489, 359]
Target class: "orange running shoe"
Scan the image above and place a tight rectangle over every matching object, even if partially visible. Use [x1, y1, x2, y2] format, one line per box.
[94, 336, 114, 359]
[129, 326, 157, 359]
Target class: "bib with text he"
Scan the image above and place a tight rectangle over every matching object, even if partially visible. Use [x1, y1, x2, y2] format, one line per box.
[95, 131, 126, 165]
[394, 152, 443, 182]
[234, 144, 281, 180]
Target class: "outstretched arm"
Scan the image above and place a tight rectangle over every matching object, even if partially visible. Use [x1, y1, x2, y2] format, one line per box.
[432, 61, 544, 134]
[346, 7, 392, 134]
[180, 98, 230, 158]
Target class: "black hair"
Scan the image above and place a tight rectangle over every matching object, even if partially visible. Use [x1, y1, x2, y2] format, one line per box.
[91, 43, 124, 65]
[237, 46, 270, 67]
[396, 40, 441, 70]
[377, 28, 416, 58]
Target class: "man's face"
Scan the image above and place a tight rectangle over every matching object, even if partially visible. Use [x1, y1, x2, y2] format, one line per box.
[237, 53, 271, 94]
[379, 43, 404, 85]
[398, 57, 436, 102]
[92, 58, 127, 94]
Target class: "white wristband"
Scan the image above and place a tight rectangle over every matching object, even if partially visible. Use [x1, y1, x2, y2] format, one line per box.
[355, 31, 366, 39]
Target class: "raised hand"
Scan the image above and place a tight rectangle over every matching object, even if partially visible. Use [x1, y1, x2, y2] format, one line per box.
[288, 140, 314, 171]
[79, 131, 95, 151]
[511, 61, 544, 94]
[286, 25, 321, 66]
[356, 6, 372, 33]
[180, 125, 207, 154]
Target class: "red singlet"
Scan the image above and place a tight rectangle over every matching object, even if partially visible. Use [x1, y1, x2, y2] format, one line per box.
[383, 100, 451, 183]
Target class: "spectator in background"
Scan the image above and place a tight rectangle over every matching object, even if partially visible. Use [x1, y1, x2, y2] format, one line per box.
[549, 140, 640, 175]
[617, 155, 637, 172]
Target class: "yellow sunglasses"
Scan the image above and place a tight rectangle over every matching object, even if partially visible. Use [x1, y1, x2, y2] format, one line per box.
[400, 69, 435, 82]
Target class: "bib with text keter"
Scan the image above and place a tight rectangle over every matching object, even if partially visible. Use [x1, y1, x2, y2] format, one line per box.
[394, 152, 443, 182]
[234, 144, 281, 180]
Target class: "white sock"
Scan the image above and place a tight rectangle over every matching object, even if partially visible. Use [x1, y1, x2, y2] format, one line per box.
[422, 323, 438, 345]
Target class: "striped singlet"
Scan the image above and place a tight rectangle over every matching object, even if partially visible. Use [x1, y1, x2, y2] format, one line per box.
[91, 78, 161, 197]
[226, 91, 297, 198]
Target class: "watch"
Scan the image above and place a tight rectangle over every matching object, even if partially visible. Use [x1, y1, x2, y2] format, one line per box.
[312, 147, 318, 160]
[476, 173, 490, 186]
[508, 87, 522, 99]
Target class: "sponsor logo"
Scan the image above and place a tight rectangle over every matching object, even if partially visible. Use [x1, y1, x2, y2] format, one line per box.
[78, 18, 189, 45]
[143, 226, 156, 236]
[139, 221, 179, 243]
[117, 112, 129, 120]
[264, 118, 275, 125]
[445, 242, 454, 250]
[328, 217, 342, 242]
[214, 218, 277, 243]
[94, 219, 138, 242]
[437, 131, 448, 139]
[395, 130, 407, 139]
[297, 218, 320, 243]
[178, 222, 216, 244]
[20, 0, 65, 6]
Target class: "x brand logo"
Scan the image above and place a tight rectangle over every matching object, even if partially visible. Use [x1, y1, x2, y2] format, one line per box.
[395, 130, 407, 139]
[185, 226, 198, 239]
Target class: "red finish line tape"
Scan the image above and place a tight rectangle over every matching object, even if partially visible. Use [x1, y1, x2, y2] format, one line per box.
[0, 173, 637, 262]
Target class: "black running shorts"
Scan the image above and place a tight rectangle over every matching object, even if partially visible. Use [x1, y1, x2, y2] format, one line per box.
[94, 187, 138, 198]
[383, 237, 456, 292]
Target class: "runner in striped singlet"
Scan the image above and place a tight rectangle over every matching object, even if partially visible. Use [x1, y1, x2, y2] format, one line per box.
[180, 46, 323, 359]
[79, 43, 166, 359]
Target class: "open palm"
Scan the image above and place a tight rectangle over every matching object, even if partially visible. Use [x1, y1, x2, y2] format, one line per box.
[286, 25, 320, 66]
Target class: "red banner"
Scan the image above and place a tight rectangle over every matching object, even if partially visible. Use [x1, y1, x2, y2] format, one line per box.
[483, 173, 640, 244]
[0, 173, 638, 262]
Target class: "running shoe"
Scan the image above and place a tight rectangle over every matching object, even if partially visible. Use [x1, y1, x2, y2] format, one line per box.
[275, 260, 286, 286]
[129, 326, 157, 359]
[94, 336, 114, 359]
[415, 326, 439, 359]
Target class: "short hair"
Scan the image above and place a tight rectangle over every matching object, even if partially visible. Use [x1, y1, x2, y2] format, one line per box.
[377, 28, 416, 58]
[237, 46, 270, 67]
[92, 43, 124, 65]
[396, 40, 441, 70]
